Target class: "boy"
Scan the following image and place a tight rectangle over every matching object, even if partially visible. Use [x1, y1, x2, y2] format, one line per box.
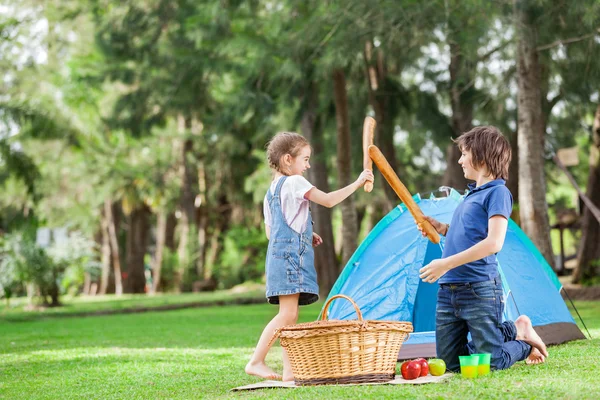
[418, 126, 548, 372]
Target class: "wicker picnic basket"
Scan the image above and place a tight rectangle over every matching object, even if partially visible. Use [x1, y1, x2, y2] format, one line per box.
[270, 294, 413, 386]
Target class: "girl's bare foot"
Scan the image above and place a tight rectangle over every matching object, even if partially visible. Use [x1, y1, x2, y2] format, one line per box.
[526, 347, 545, 365]
[282, 371, 294, 382]
[515, 315, 549, 358]
[245, 361, 282, 380]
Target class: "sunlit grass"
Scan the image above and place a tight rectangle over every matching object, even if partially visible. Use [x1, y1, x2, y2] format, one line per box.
[1, 299, 599, 399]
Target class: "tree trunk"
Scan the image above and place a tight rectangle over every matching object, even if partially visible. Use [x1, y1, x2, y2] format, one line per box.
[196, 160, 208, 279]
[333, 68, 358, 267]
[125, 204, 151, 294]
[26, 283, 35, 306]
[514, 0, 555, 268]
[364, 41, 398, 211]
[153, 212, 176, 292]
[301, 79, 338, 297]
[49, 277, 61, 306]
[574, 104, 600, 283]
[151, 210, 168, 294]
[99, 207, 111, 295]
[443, 41, 473, 190]
[506, 129, 520, 215]
[48, 267, 61, 306]
[365, 203, 376, 234]
[83, 272, 91, 296]
[104, 199, 123, 295]
[165, 212, 177, 251]
[175, 115, 198, 291]
[204, 227, 221, 280]
[356, 205, 366, 237]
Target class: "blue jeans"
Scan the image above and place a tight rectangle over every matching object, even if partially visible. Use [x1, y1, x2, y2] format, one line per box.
[435, 277, 532, 371]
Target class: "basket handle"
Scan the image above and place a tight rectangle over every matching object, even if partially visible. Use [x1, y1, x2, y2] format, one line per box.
[267, 327, 282, 349]
[321, 294, 363, 321]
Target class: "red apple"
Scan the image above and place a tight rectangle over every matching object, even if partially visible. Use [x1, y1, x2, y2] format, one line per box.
[413, 358, 429, 376]
[400, 360, 421, 380]
[400, 360, 409, 378]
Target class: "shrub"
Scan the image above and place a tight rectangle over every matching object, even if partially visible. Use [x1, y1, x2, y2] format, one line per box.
[47, 231, 100, 296]
[0, 231, 100, 306]
[215, 226, 268, 289]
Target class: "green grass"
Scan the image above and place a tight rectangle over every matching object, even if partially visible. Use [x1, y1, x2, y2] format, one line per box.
[1, 299, 599, 399]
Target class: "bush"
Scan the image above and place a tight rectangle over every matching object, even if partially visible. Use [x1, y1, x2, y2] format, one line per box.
[157, 247, 179, 292]
[0, 248, 18, 306]
[215, 226, 268, 289]
[0, 231, 100, 306]
[47, 231, 100, 296]
[0, 234, 59, 305]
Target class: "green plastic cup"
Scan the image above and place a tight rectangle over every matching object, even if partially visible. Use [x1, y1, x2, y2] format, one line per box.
[473, 353, 491, 376]
[459, 355, 479, 378]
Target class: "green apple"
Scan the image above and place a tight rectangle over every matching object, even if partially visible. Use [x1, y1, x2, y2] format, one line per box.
[428, 358, 446, 376]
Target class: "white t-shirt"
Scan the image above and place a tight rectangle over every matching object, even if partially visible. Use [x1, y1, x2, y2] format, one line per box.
[263, 175, 314, 234]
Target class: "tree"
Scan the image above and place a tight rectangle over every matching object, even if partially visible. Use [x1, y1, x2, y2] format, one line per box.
[302, 78, 339, 297]
[514, 0, 555, 268]
[574, 104, 600, 283]
[332, 68, 359, 266]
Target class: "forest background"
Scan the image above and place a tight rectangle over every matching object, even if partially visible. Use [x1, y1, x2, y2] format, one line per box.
[1, 0, 600, 307]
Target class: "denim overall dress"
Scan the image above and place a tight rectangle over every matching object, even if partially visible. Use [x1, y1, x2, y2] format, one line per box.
[265, 176, 319, 306]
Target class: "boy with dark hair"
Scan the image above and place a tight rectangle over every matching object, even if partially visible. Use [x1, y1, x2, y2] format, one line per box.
[418, 126, 548, 372]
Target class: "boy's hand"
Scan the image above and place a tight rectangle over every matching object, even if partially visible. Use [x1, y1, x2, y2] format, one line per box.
[356, 169, 374, 187]
[419, 259, 451, 283]
[312, 232, 323, 247]
[418, 216, 447, 236]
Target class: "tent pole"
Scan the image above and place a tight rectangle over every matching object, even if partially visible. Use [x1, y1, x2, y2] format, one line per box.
[560, 287, 592, 339]
[508, 290, 521, 316]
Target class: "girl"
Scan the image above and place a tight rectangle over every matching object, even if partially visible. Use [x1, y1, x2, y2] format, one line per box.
[245, 132, 374, 381]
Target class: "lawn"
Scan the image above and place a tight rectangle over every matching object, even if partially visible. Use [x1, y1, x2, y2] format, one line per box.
[0, 297, 599, 399]
[0, 285, 265, 321]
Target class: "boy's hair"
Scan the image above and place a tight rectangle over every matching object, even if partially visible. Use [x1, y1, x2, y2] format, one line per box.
[453, 126, 512, 180]
[266, 132, 310, 175]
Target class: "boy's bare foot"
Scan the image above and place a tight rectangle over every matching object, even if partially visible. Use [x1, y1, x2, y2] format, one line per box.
[515, 315, 549, 358]
[526, 347, 546, 365]
[245, 361, 282, 380]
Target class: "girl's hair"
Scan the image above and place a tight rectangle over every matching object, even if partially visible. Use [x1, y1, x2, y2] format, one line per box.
[453, 126, 512, 180]
[266, 132, 310, 175]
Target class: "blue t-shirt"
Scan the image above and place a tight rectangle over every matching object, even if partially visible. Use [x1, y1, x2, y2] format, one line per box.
[439, 179, 513, 284]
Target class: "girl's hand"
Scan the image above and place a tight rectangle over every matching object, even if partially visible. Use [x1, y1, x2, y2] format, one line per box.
[356, 169, 374, 187]
[418, 216, 447, 236]
[419, 258, 450, 283]
[312, 232, 323, 247]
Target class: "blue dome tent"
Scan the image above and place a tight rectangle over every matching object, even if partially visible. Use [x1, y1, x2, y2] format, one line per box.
[323, 189, 585, 359]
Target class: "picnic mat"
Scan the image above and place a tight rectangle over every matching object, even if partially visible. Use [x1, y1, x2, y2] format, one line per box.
[232, 373, 453, 391]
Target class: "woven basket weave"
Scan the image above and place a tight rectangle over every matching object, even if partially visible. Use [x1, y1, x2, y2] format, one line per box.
[270, 294, 413, 386]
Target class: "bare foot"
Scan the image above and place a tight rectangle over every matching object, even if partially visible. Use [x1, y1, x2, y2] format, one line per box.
[245, 361, 282, 380]
[515, 315, 549, 358]
[526, 347, 546, 365]
[282, 371, 294, 382]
